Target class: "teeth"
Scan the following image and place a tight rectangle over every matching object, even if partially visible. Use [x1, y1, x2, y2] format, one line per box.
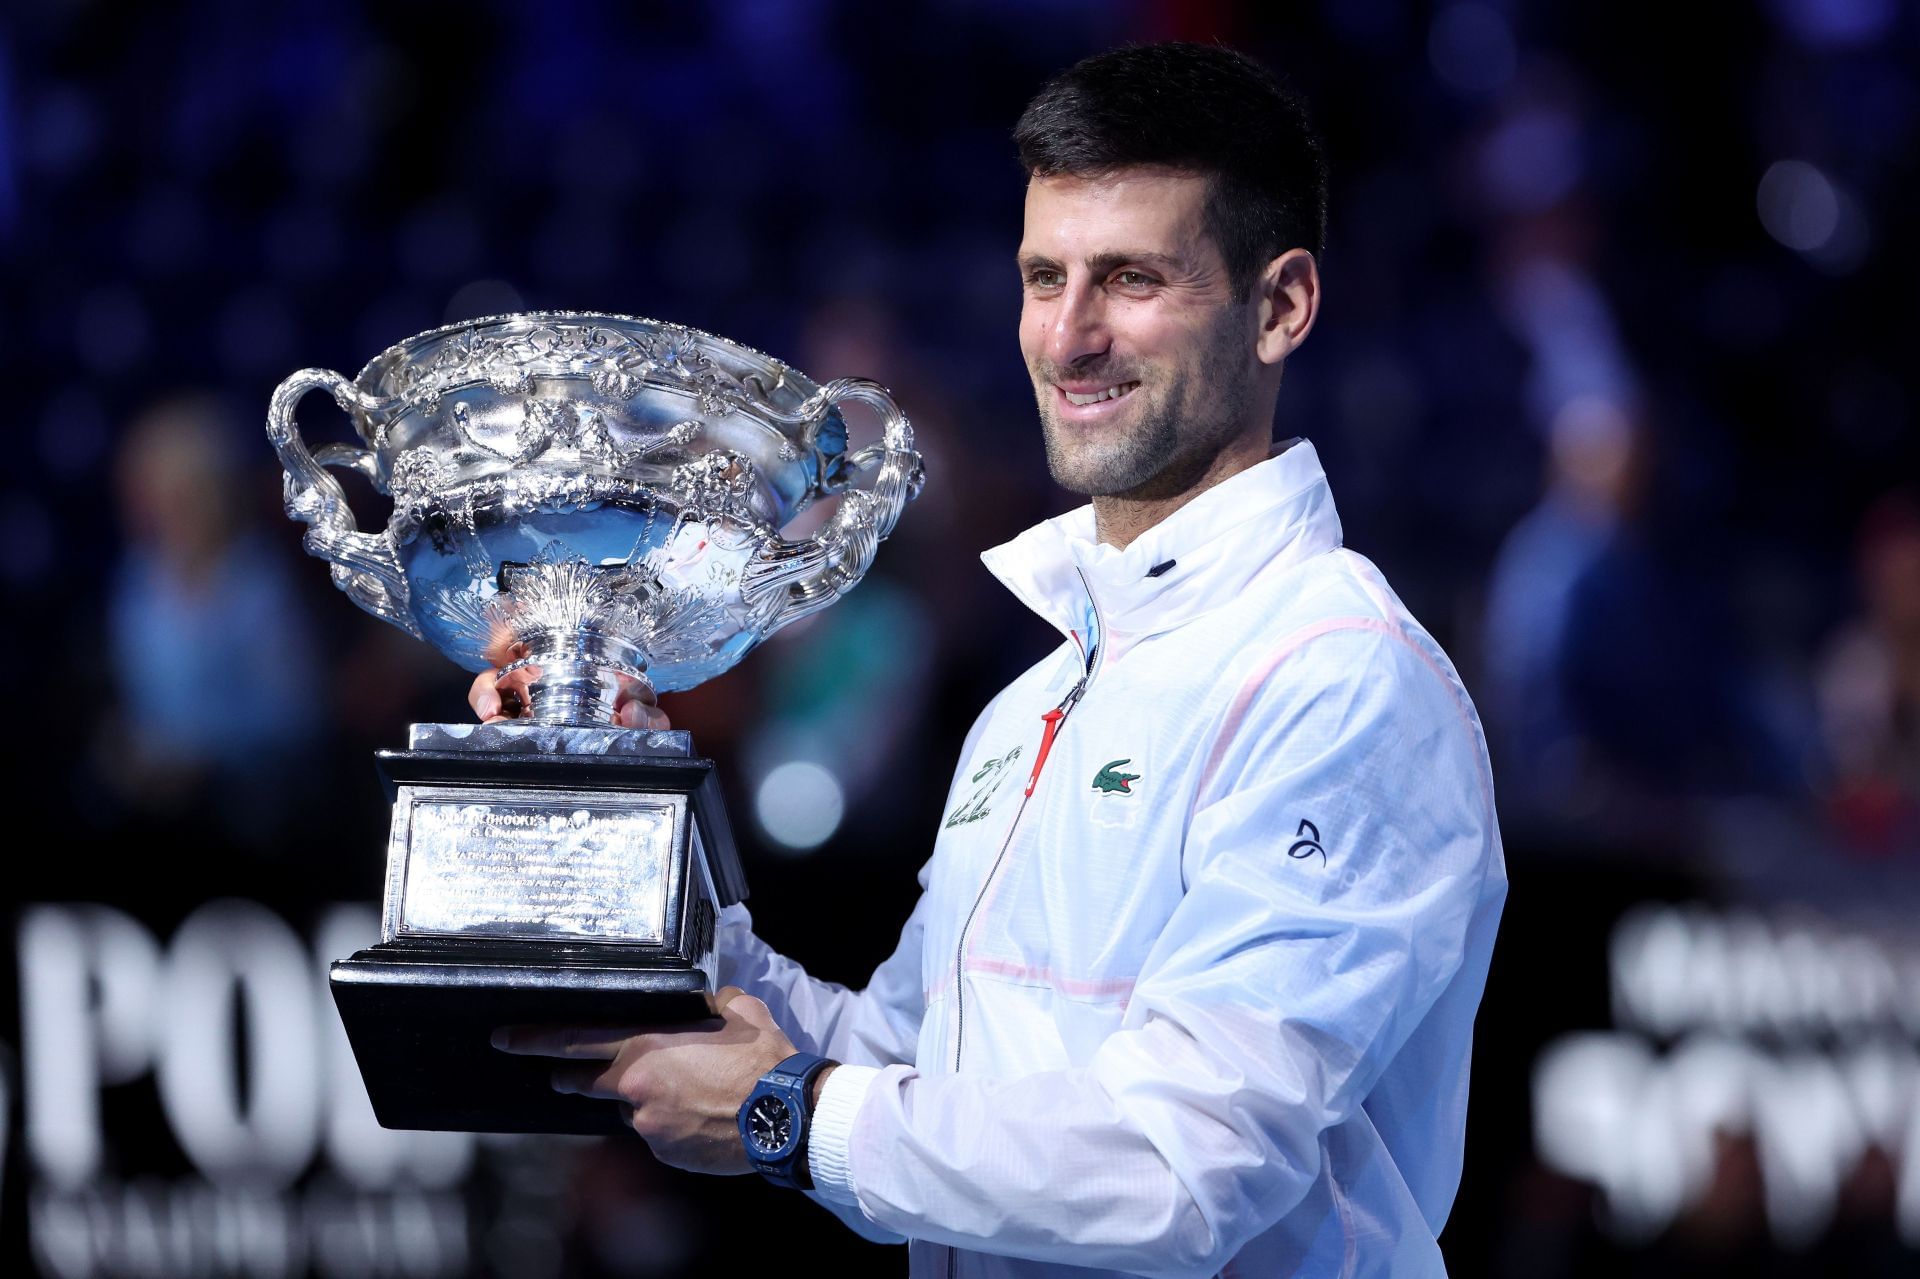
[1063, 382, 1137, 406]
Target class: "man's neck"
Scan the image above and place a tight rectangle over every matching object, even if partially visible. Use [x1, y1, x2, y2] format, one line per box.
[1090, 434, 1285, 550]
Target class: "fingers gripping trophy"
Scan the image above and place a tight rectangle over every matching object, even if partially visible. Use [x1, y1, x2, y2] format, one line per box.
[267, 313, 921, 1132]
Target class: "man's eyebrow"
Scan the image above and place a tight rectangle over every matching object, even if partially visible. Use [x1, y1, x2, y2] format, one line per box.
[1015, 250, 1192, 275]
[1083, 250, 1188, 275]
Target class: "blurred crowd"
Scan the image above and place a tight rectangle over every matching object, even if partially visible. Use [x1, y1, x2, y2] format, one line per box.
[2, 1, 1916, 1275]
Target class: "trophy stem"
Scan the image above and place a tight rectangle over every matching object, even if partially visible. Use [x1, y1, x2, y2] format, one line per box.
[525, 660, 622, 726]
[512, 632, 652, 728]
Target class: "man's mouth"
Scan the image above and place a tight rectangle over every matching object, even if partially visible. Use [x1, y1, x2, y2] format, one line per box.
[1059, 381, 1140, 407]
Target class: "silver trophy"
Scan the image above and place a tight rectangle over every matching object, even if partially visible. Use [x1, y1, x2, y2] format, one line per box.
[267, 312, 920, 1132]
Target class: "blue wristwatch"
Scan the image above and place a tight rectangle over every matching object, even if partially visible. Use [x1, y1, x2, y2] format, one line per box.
[738, 1052, 833, 1189]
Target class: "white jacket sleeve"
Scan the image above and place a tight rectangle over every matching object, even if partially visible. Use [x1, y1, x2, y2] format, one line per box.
[805, 628, 1503, 1277]
[716, 896, 928, 1246]
[716, 890, 928, 1070]
[715, 694, 1019, 1247]
[714, 686, 1019, 1066]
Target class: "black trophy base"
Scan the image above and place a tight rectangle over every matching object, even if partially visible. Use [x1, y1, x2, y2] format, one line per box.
[332, 945, 715, 1134]
[329, 722, 747, 1135]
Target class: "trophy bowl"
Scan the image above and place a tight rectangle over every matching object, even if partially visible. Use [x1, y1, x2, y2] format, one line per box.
[269, 311, 923, 724]
[267, 313, 921, 1132]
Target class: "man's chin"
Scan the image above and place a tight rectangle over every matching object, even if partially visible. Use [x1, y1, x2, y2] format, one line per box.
[1043, 444, 1154, 498]
[1040, 412, 1168, 498]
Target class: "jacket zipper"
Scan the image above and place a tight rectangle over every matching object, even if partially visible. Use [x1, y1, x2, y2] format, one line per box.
[950, 672, 1083, 1073]
[940, 677, 1080, 1279]
[944, 572, 1105, 1279]
[951, 567, 1106, 1074]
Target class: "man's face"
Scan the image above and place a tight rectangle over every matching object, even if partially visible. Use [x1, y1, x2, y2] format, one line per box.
[1018, 169, 1261, 501]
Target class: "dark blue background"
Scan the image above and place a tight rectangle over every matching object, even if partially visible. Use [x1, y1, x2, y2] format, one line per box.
[3, 2, 1916, 1275]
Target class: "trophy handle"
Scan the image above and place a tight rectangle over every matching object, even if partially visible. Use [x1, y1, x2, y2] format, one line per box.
[266, 368, 424, 639]
[751, 377, 923, 632]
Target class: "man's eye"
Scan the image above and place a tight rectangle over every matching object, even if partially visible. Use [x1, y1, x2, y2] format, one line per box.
[1026, 269, 1063, 289]
[1114, 271, 1155, 288]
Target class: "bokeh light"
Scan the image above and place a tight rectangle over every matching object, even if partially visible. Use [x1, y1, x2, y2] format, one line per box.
[753, 760, 847, 854]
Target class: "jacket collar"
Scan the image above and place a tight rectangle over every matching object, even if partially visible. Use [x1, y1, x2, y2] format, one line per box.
[981, 439, 1344, 663]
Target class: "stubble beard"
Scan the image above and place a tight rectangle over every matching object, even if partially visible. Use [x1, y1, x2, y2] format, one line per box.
[1038, 376, 1178, 498]
[1033, 319, 1257, 502]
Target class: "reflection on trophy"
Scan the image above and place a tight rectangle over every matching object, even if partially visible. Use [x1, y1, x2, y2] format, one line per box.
[266, 313, 921, 1133]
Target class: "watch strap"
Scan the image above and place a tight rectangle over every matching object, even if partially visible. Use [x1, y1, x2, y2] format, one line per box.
[742, 1052, 833, 1189]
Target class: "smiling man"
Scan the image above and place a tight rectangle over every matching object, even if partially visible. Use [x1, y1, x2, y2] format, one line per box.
[489, 43, 1507, 1278]
[1019, 166, 1295, 546]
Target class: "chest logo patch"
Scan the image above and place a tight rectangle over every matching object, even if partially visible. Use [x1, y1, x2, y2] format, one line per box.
[1091, 758, 1141, 795]
[944, 746, 1023, 828]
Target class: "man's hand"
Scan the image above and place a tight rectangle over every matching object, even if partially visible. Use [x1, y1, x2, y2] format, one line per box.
[491, 988, 799, 1174]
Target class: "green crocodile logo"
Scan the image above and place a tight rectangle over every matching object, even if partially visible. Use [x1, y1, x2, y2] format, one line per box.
[1091, 759, 1141, 795]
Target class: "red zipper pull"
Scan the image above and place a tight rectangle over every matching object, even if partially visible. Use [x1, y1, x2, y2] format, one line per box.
[1024, 709, 1065, 798]
[1023, 679, 1085, 798]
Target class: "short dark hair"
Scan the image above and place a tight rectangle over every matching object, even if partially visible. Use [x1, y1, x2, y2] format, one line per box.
[1013, 43, 1328, 299]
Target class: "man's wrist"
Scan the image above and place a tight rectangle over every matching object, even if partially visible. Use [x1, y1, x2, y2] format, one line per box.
[788, 1062, 838, 1192]
[809, 1062, 838, 1110]
[740, 1054, 836, 1190]
[803, 1062, 881, 1207]
[791, 1062, 838, 1191]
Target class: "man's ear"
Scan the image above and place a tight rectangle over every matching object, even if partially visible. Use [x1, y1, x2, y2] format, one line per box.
[1254, 248, 1320, 366]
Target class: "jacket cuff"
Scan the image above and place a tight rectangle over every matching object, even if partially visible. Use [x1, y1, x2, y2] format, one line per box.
[807, 1063, 878, 1205]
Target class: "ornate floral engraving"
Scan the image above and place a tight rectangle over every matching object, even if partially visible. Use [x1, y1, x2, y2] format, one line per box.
[666, 450, 757, 519]
[647, 326, 700, 369]
[270, 315, 922, 717]
[387, 319, 749, 419]
[689, 368, 743, 417]
[389, 448, 446, 511]
[482, 541, 747, 678]
[628, 588, 742, 667]
[574, 407, 616, 459]
[494, 550, 646, 645]
[655, 419, 702, 453]
[593, 418, 704, 470]
[416, 582, 497, 662]
[516, 398, 573, 459]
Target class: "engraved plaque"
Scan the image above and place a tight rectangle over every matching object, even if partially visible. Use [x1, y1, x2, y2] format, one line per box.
[388, 786, 682, 943]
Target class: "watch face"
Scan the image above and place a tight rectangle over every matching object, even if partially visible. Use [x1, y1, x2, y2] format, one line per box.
[745, 1094, 793, 1155]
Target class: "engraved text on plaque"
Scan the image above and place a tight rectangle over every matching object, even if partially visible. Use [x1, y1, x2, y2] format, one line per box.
[394, 788, 679, 943]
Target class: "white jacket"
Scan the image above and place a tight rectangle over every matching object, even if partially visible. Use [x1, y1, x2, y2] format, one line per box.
[719, 441, 1507, 1278]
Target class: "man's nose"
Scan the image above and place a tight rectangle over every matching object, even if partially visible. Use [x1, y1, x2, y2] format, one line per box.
[1045, 279, 1109, 369]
